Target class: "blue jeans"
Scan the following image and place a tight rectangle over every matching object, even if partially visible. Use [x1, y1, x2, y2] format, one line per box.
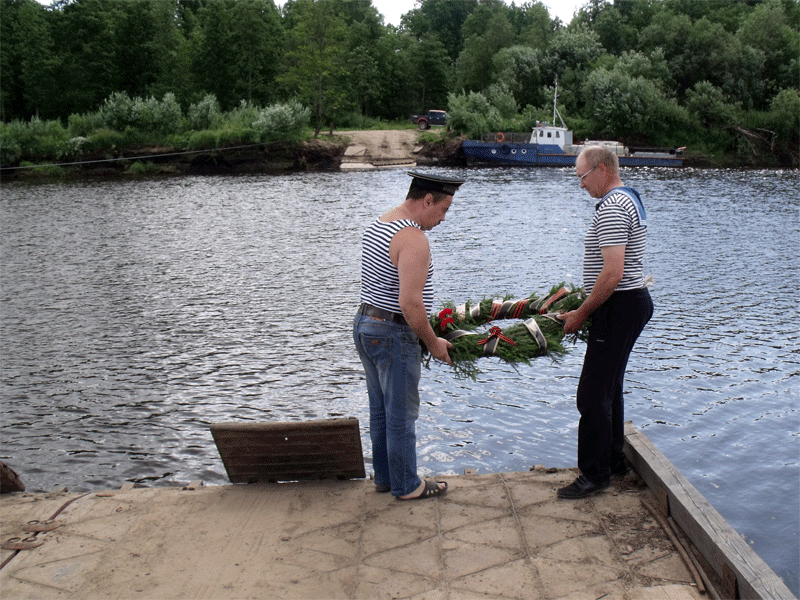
[353, 312, 422, 496]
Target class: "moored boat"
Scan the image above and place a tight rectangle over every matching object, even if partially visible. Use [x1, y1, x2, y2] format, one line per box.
[463, 85, 685, 168]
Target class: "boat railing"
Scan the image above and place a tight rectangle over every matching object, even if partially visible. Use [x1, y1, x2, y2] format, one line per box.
[479, 132, 531, 144]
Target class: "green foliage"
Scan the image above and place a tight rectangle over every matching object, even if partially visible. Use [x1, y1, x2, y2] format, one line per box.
[447, 91, 502, 138]
[684, 81, 739, 129]
[82, 128, 129, 152]
[0, 132, 22, 165]
[0, 117, 69, 161]
[99, 92, 136, 131]
[187, 94, 223, 131]
[583, 69, 691, 145]
[19, 161, 65, 177]
[492, 46, 545, 108]
[484, 82, 518, 120]
[252, 101, 311, 142]
[127, 160, 158, 175]
[1, 0, 796, 167]
[67, 111, 106, 138]
[99, 91, 183, 134]
[185, 130, 220, 151]
[184, 127, 260, 151]
[769, 89, 800, 140]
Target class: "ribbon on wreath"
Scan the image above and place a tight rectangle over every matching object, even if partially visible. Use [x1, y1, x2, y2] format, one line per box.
[477, 325, 516, 356]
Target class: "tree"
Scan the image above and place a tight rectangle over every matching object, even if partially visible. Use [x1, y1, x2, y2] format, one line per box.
[228, 0, 284, 105]
[370, 31, 418, 120]
[193, 0, 237, 109]
[402, 0, 478, 63]
[513, 1, 555, 52]
[456, 12, 515, 92]
[0, 0, 22, 120]
[149, 0, 193, 104]
[736, 0, 800, 98]
[16, 1, 61, 118]
[583, 68, 690, 145]
[592, 5, 637, 55]
[492, 45, 545, 109]
[114, 0, 158, 99]
[768, 88, 800, 146]
[541, 24, 604, 114]
[55, 0, 118, 116]
[408, 35, 451, 111]
[339, 1, 386, 117]
[280, 0, 349, 131]
[684, 81, 738, 129]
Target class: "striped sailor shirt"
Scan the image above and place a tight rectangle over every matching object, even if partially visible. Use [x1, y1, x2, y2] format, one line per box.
[583, 188, 647, 295]
[360, 219, 435, 315]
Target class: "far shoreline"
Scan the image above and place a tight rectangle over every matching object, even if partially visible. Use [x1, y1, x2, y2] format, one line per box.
[1, 130, 795, 182]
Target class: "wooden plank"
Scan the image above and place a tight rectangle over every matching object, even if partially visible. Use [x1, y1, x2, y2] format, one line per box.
[624, 422, 796, 600]
[210, 418, 366, 483]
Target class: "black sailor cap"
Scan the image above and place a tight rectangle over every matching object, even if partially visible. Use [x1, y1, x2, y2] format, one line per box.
[408, 170, 465, 195]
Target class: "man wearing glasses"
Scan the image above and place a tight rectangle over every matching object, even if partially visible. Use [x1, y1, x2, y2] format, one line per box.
[557, 146, 654, 499]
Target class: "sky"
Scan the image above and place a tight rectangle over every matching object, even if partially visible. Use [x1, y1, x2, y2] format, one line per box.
[374, 0, 584, 27]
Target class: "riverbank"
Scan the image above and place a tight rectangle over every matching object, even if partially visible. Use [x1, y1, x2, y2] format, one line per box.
[2, 129, 791, 181]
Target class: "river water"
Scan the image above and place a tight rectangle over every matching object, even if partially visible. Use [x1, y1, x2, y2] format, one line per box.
[1, 167, 798, 594]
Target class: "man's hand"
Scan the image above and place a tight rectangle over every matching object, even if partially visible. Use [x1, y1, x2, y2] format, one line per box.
[428, 337, 454, 366]
[560, 310, 585, 335]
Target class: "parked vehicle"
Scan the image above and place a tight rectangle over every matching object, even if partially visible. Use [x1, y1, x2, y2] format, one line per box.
[411, 110, 447, 130]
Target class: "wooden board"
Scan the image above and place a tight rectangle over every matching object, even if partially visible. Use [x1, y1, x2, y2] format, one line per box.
[210, 418, 366, 483]
[623, 422, 796, 600]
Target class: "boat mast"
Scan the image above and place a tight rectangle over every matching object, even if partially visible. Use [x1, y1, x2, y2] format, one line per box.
[553, 79, 566, 129]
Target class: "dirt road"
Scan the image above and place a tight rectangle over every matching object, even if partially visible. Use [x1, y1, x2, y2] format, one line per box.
[337, 129, 421, 168]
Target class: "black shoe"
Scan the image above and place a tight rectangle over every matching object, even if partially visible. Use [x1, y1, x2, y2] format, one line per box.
[557, 475, 610, 499]
[611, 463, 629, 477]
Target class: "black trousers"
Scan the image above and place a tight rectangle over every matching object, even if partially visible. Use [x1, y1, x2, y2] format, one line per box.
[576, 287, 653, 484]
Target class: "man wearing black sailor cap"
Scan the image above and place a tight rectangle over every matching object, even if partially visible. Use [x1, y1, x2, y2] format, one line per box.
[354, 170, 464, 500]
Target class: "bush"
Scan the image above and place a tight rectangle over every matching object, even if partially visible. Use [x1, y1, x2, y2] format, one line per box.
[100, 92, 183, 134]
[225, 100, 263, 129]
[133, 92, 183, 134]
[67, 111, 106, 137]
[127, 161, 157, 174]
[485, 82, 519, 120]
[0, 117, 70, 160]
[0, 131, 23, 165]
[185, 130, 219, 150]
[447, 91, 502, 138]
[82, 128, 132, 152]
[100, 92, 136, 131]
[252, 101, 311, 142]
[188, 94, 222, 131]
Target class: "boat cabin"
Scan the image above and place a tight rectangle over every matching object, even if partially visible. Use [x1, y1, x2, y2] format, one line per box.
[529, 122, 572, 149]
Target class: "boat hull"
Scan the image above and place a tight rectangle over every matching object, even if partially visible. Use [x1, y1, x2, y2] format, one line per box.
[462, 141, 684, 168]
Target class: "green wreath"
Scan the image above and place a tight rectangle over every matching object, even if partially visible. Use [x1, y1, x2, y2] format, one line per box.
[427, 283, 589, 380]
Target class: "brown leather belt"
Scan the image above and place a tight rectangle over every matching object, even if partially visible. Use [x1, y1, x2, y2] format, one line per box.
[359, 303, 407, 325]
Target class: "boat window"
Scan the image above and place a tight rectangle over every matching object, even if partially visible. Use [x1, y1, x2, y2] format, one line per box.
[547, 132, 552, 138]
[556, 132, 560, 138]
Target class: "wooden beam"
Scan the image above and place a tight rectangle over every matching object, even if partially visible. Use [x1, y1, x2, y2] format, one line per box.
[623, 422, 796, 600]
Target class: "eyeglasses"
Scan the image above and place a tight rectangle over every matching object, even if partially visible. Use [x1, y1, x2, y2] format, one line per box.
[578, 165, 598, 181]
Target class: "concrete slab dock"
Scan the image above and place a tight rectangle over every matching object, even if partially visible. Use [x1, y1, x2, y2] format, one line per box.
[1, 468, 704, 600]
